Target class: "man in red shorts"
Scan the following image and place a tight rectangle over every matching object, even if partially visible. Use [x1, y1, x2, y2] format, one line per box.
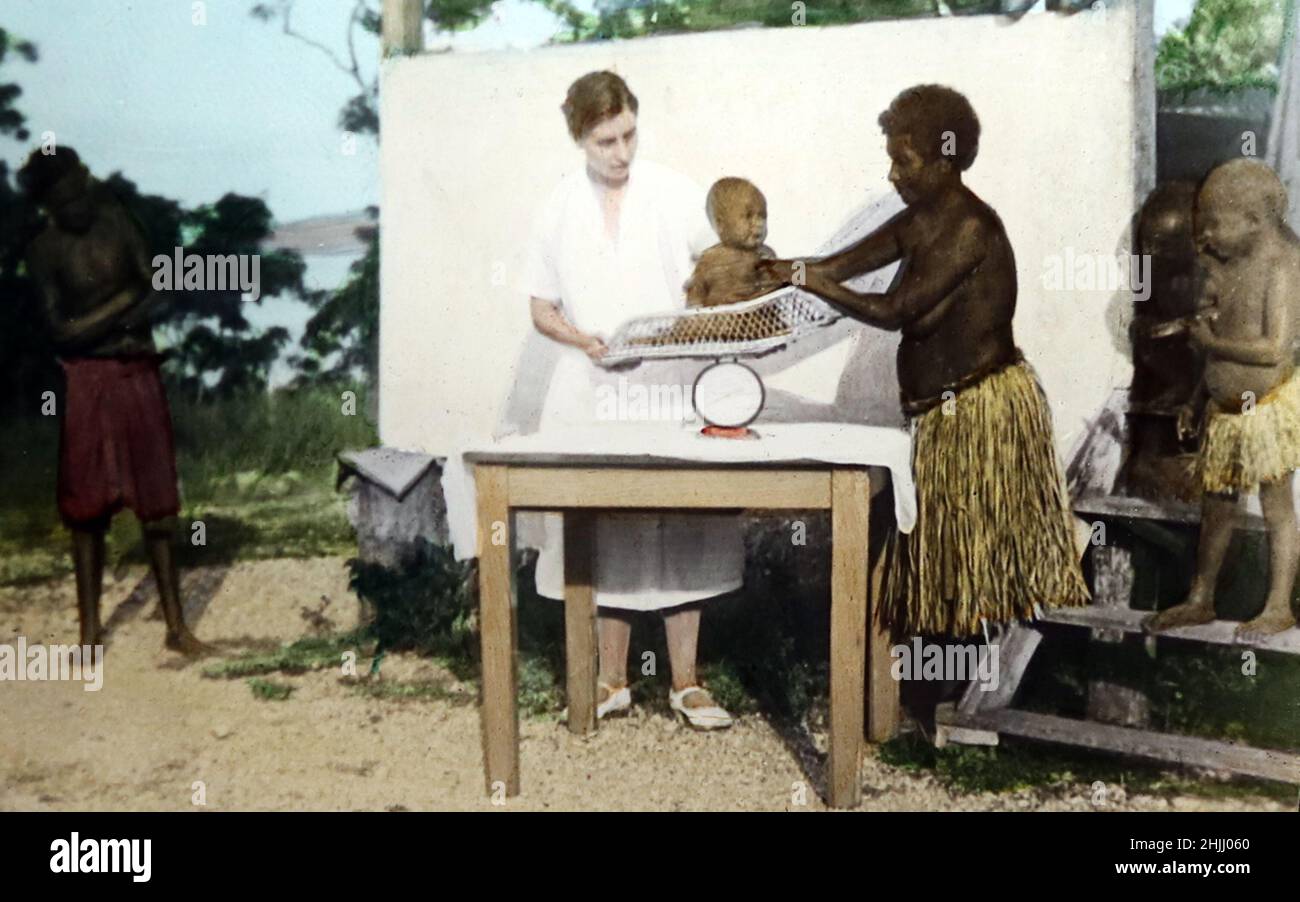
[20, 147, 208, 655]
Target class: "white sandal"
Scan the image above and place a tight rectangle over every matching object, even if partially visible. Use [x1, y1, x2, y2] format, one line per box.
[669, 686, 733, 731]
[596, 683, 632, 719]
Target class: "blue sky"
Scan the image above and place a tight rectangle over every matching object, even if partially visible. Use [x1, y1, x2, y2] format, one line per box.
[1, 0, 1195, 227]
[2, 0, 382, 224]
[0, 0, 1197, 383]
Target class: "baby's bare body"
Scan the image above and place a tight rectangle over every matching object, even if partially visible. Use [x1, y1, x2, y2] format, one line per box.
[686, 243, 777, 308]
[1202, 246, 1300, 409]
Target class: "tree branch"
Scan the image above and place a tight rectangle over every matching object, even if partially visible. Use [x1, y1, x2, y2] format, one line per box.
[259, 0, 377, 98]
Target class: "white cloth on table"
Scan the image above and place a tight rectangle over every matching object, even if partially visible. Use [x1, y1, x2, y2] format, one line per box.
[506, 157, 743, 610]
[441, 422, 917, 578]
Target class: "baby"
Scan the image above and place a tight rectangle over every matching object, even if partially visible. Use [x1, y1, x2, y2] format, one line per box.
[685, 177, 777, 307]
[1147, 159, 1300, 640]
[631, 178, 784, 350]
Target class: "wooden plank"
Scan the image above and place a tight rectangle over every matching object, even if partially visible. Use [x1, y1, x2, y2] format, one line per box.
[563, 511, 597, 735]
[956, 708, 1300, 785]
[465, 450, 850, 469]
[958, 624, 1043, 716]
[934, 703, 999, 748]
[829, 469, 869, 808]
[508, 467, 831, 510]
[1074, 492, 1267, 532]
[866, 469, 900, 742]
[1065, 389, 1128, 499]
[475, 465, 519, 797]
[1088, 543, 1151, 727]
[1040, 605, 1300, 654]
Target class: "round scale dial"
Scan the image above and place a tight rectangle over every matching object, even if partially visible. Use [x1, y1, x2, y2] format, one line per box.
[692, 361, 765, 428]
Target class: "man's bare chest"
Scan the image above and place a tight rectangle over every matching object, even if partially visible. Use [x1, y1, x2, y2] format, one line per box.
[53, 227, 133, 298]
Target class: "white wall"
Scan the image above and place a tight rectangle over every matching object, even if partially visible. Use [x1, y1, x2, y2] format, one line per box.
[380, 8, 1143, 457]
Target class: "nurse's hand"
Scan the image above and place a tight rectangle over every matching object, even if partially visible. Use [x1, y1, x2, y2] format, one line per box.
[583, 336, 610, 363]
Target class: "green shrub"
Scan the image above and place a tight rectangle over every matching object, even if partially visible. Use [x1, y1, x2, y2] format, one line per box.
[348, 541, 477, 661]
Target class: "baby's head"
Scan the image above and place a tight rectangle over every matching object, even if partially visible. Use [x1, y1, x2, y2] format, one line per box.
[1196, 159, 1288, 260]
[1139, 182, 1197, 261]
[706, 177, 767, 251]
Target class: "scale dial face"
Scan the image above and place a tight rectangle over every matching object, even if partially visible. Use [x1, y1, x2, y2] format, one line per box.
[692, 361, 765, 428]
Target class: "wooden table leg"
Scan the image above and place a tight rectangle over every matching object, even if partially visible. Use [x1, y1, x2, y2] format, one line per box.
[829, 468, 869, 808]
[476, 465, 519, 797]
[563, 510, 597, 734]
[867, 468, 901, 742]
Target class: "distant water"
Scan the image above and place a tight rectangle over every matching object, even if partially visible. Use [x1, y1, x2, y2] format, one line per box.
[241, 253, 362, 389]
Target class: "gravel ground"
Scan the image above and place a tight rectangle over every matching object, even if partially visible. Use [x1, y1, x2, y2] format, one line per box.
[0, 557, 1287, 812]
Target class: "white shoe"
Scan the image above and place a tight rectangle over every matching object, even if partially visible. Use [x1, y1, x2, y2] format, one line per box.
[668, 686, 733, 731]
[596, 684, 632, 719]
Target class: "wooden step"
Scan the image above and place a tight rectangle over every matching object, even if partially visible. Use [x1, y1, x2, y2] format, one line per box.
[1073, 492, 1268, 531]
[937, 706, 1300, 784]
[1038, 606, 1300, 654]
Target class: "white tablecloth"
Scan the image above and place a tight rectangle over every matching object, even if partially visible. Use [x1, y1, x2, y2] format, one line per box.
[442, 422, 916, 561]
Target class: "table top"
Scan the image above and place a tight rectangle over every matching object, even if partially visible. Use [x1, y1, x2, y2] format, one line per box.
[463, 422, 911, 469]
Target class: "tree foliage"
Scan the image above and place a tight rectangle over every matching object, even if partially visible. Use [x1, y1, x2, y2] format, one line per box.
[538, 0, 1002, 42]
[1156, 0, 1288, 94]
[0, 27, 37, 141]
[0, 35, 319, 412]
[123, 181, 322, 400]
[291, 212, 378, 387]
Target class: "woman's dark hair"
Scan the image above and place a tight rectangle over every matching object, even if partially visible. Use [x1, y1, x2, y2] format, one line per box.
[879, 85, 980, 172]
[562, 71, 638, 141]
[17, 146, 84, 202]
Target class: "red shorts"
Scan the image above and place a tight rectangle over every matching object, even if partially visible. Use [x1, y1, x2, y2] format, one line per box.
[58, 356, 181, 526]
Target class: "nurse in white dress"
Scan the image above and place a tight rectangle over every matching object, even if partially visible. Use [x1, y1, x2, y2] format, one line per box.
[521, 71, 744, 729]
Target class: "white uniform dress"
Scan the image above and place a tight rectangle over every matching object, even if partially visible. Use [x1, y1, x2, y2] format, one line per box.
[519, 158, 745, 610]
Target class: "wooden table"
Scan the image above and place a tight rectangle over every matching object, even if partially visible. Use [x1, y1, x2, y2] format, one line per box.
[467, 449, 901, 808]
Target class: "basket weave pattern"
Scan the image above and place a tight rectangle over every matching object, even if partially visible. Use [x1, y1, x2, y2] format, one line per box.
[601, 287, 841, 363]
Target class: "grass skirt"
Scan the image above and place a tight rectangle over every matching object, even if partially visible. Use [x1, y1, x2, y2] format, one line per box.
[883, 359, 1090, 636]
[1198, 369, 1300, 495]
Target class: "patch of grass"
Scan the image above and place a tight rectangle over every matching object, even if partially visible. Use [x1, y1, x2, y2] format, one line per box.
[247, 677, 294, 701]
[203, 633, 369, 680]
[170, 387, 378, 493]
[519, 654, 565, 718]
[0, 387, 376, 586]
[350, 678, 470, 704]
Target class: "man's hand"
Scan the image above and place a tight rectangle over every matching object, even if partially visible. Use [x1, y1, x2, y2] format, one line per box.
[1176, 402, 1200, 443]
[753, 258, 798, 296]
[1187, 310, 1218, 350]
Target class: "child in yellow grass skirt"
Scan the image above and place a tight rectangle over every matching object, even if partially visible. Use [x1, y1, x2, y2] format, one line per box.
[1147, 159, 1300, 641]
[1197, 369, 1300, 496]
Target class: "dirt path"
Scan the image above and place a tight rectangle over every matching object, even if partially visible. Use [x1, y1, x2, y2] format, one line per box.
[0, 557, 1286, 812]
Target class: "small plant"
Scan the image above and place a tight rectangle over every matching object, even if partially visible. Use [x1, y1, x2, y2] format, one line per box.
[350, 678, 469, 704]
[202, 633, 368, 679]
[518, 655, 565, 718]
[247, 677, 294, 701]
